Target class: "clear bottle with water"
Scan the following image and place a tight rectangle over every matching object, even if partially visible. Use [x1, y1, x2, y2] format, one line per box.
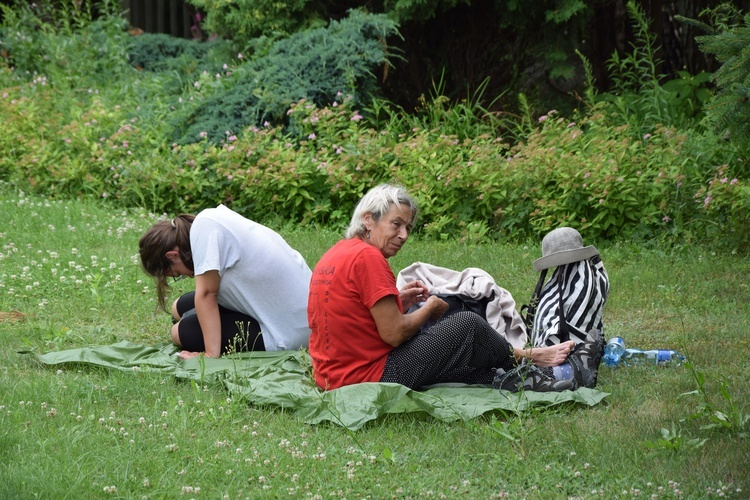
[621, 349, 686, 366]
[602, 337, 626, 367]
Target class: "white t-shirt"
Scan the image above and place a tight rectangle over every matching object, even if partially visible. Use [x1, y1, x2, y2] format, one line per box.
[190, 205, 312, 350]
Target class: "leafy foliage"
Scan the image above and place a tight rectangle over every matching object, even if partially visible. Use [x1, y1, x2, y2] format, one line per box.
[593, 0, 711, 135]
[168, 10, 399, 145]
[0, 1, 747, 251]
[692, 11, 750, 155]
[126, 33, 230, 74]
[185, 0, 324, 46]
[0, 0, 129, 90]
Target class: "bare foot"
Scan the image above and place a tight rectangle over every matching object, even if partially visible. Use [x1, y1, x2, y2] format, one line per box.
[517, 341, 575, 367]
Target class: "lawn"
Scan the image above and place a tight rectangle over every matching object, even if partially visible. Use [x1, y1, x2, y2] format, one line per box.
[1, 189, 748, 498]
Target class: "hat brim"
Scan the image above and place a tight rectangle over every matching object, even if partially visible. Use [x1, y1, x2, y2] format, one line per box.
[533, 245, 599, 272]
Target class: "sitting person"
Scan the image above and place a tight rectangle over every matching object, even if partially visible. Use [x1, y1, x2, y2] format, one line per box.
[307, 184, 576, 392]
[139, 204, 312, 359]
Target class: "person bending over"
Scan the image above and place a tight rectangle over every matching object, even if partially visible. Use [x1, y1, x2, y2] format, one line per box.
[139, 205, 311, 359]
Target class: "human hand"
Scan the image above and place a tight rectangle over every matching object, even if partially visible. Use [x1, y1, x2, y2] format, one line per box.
[399, 280, 430, 311]
[424, 295, 449, 323]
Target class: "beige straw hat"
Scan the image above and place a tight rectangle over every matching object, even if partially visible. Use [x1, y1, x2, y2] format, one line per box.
[533, 227, 599, 272]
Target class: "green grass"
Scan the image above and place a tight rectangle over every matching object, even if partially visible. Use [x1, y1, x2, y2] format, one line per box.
[1, 189, 748, 498]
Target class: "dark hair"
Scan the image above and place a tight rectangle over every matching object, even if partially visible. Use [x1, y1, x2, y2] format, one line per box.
[138, 214, 195, 312]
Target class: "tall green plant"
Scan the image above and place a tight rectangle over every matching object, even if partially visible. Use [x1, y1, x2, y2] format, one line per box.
[681, 8, 750, 156]
[597, 0, 710, 134]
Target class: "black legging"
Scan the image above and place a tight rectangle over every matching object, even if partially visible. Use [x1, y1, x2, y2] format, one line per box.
[380, 311, 516, 389]
[175, 292, 265, 353]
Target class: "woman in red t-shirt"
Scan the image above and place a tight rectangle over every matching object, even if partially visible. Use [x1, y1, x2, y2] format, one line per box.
[307, 184, 576, 392]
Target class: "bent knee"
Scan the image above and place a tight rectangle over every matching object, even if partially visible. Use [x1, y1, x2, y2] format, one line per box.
[171, 299, 181, 321]
[171, 322, 182, 346]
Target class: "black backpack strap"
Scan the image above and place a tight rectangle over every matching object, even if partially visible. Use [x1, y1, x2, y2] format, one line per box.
[556, 267, 571, 343]
[521, 269, 548, 337]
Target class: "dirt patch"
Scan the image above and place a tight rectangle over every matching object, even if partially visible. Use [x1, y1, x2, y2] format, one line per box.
[0, 311, 27, 323]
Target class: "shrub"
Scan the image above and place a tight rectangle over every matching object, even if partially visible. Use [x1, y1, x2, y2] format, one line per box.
[168, 10, 399, 145]
[691, 10, 750, 156]
[126, 33, 230, 74]
[185, 0, 325, 46]
[0, 1, 130, 91]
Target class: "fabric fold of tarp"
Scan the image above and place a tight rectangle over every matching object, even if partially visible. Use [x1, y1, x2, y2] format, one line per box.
[25, 341, 608, 430]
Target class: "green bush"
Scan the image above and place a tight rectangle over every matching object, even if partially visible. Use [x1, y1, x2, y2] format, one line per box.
[126, 33, 230, 74]
[0, 2, 747, 252]
[168, 10, 399, 145]
[693, 11, 750, 156]
[0, 1, 130, 91]
[186, 0, 324, 45]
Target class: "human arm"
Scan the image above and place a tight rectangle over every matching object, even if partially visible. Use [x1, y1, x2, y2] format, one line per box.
[179, 270, 222, 359]
[370, 294, 448, 347]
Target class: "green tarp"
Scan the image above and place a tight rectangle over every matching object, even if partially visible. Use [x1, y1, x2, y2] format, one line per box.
[28, 341, 609, 430]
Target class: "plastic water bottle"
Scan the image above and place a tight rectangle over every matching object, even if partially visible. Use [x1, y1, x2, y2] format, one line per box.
[602, 337, 626, 367]
[621, 348, 686, 366]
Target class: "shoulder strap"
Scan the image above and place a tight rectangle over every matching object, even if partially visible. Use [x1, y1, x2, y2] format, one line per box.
[556, 267, 571, 343]
[521, 269, 548, 336]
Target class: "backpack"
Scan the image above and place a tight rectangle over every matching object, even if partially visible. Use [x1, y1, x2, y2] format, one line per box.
[522, 255, 609, 347]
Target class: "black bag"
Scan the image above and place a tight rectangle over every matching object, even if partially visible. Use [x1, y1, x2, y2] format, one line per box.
[435, 293, 490, 320]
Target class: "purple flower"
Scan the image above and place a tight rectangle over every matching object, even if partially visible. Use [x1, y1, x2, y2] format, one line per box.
[730, 178, 738, 185]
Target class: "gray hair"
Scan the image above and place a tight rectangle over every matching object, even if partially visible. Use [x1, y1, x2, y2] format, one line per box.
[345, 184, 418, 239]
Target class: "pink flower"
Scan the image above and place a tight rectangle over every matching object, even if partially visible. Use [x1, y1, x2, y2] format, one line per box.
[662, 215, 670, 222]
[643, 133, 651, 140]
[720, 177, 728, 183]
[351, 114, 362, 121]
[308, 133, 316, 140]
[228, 135, 237, 142]
[703, 195, 712, 208]
[730, 178, 738, 185]
[237, 53, 243, 59]
[538, 115, 548, 123]
[199, 131, 207, 138]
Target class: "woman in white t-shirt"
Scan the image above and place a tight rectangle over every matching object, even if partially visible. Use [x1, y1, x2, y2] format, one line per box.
[139, 205, 312, 359]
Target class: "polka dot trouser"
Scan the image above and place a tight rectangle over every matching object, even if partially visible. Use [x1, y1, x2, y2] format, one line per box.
[380, 311, 516, 389]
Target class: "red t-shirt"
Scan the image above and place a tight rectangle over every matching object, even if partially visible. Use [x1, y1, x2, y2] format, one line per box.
[308, 238, 403, 390]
